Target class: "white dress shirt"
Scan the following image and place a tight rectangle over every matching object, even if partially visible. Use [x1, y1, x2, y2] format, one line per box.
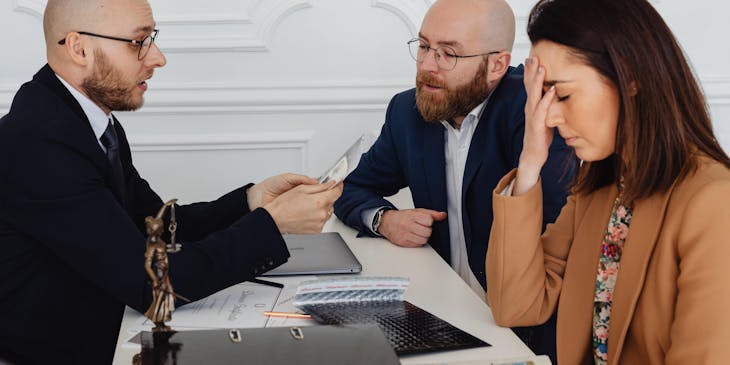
[362, 99, 492, 302]
[441, 102, 487, 301]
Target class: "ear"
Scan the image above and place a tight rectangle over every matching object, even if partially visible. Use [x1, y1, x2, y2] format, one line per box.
[60, 32, 91, 67]
[488, 51, 511, 79]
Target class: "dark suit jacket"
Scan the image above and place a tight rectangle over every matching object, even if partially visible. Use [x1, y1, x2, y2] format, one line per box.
[335, 65, 573, 286]
[334, 66, 575, 360]
[0, 65, 290, 364]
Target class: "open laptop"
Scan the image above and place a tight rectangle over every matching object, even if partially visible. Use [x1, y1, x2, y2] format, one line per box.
[262, 232, 362, 276]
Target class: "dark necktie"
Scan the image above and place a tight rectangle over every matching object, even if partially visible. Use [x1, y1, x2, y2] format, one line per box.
[100, 118, 127, 206]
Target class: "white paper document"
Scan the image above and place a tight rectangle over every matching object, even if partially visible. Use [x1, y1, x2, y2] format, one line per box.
[124, 277, 314, 346]
[318, 133, 377, 184]
[144, 281, 280, 329]
[264, 276, 318, 328]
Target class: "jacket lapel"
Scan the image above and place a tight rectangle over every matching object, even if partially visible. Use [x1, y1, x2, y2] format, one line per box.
[558, 184, 617, 365]
[421, 121, 449, 255]
[422, 121, 446, 211]
[33, 64, 128, 213]
[607, 186, 675, 365]
[461, 114, 489, 195]
[35, 64, 88, 124]
[111, 115, 132, 212]
[460, 111, 490, 246]
[461, 67, 518, 194]
[33, 64, 109, 172]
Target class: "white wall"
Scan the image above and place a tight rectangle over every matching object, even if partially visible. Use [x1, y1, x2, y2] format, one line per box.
[2, 0, 729, 203]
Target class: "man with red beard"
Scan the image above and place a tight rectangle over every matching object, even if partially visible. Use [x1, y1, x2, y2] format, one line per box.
[334, 0, 574, 361]
[0, 0, 342, 363]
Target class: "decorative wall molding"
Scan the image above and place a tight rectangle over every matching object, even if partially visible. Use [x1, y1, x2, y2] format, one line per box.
[129, 131, 314, 172]
[12, 0, 44, 18]
[155, 14, 252, 27]
[0, 80, 412, 114]
[370, 0, 432, 36]
[158, 0, 313, 52]
[514, 15, 530, 50]
[254, 0, 312, 51]
[129, 80, 412, 114]
[3, 77, 730, 115]
[11, 0, 314, 52]
[1, 85, 14, 113]
[703, 77, 730, 105]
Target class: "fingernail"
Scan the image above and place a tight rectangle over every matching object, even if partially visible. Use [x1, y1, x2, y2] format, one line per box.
[526, 57, 532, 65]
[549, 85, 555, 93]
[538, 66, 544, 74]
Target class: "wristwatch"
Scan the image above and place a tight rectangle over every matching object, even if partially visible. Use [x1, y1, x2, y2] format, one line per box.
[372, 207, 391, 235]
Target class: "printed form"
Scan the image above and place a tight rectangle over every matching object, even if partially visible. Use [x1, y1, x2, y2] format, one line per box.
[123, 277, 314, 347]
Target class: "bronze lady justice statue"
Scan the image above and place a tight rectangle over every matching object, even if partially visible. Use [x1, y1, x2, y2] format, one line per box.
[143, 199, 186, 332]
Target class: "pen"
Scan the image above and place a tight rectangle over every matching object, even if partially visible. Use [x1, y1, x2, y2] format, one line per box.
[263, 311, 313, 319]
[249, 278, 285, 288]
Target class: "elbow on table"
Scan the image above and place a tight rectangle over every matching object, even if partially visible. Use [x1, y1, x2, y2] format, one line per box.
[491, 307, 528, 327]
[489, 296, 547, 328]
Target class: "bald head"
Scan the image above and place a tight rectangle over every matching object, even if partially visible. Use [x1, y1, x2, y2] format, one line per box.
[42, 0, 163, 113]
[44, 0, 154, 56]
[43, 0, 158, 82]
[44, 0, 103, 49]
[424, 0, 516, 52]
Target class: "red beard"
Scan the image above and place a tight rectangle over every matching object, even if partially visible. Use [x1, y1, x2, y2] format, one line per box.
[415, 59, 491, 122]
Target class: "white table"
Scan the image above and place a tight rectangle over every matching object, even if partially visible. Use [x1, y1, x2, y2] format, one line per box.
[112, 216, 541, 364]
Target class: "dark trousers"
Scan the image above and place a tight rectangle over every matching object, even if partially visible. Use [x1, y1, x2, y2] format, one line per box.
[511, 312, 558, 364]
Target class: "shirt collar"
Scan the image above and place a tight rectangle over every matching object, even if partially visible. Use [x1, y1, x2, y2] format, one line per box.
[465, 100, 486, 125]
[439, 78, 501, 130]
[440, 99, 487, 131]
[56, 74, 113, 141]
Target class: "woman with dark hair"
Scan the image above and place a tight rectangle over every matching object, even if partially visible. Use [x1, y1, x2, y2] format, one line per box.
[485, 0, 730, 364]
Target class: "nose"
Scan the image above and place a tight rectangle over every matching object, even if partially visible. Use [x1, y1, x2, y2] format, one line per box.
[144, 42, 167, 68]
[544, 103, 563, 128]
[545, 118, 561, 128]
[419, 48, 440, 73]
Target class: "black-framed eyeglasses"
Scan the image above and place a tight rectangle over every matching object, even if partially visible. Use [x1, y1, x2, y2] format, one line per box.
[58, 29, 159, 60]
[407, 38, 499, 71]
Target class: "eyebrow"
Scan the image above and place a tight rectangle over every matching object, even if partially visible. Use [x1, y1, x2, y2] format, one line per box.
[417, 33, 463, 49]
[131, 25, 155, 36]
[543, 80, 574, 87]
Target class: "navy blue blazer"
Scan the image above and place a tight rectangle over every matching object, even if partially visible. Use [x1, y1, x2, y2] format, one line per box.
[335, 66, 574, 288]
[0, 65, 289, 364]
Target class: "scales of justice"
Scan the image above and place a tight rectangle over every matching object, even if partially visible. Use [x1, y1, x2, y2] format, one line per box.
[143, 199, 189, 332]
[133, 199, 189, 365]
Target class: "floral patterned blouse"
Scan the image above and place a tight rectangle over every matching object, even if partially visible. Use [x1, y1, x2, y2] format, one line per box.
[592, 196, 634, 365]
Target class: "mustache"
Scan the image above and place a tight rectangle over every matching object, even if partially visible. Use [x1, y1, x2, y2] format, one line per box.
[416, 72, 445, 89]
[139, 72, 154, 84]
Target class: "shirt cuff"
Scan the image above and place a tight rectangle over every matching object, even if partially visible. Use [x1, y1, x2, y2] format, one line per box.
[361, 206, 388, 236]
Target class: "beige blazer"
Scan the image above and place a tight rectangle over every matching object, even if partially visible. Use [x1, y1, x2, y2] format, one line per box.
[487, 157, 730, 365]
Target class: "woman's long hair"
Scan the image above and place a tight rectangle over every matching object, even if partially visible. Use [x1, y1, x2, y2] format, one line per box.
[528, 0, 730, 202]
